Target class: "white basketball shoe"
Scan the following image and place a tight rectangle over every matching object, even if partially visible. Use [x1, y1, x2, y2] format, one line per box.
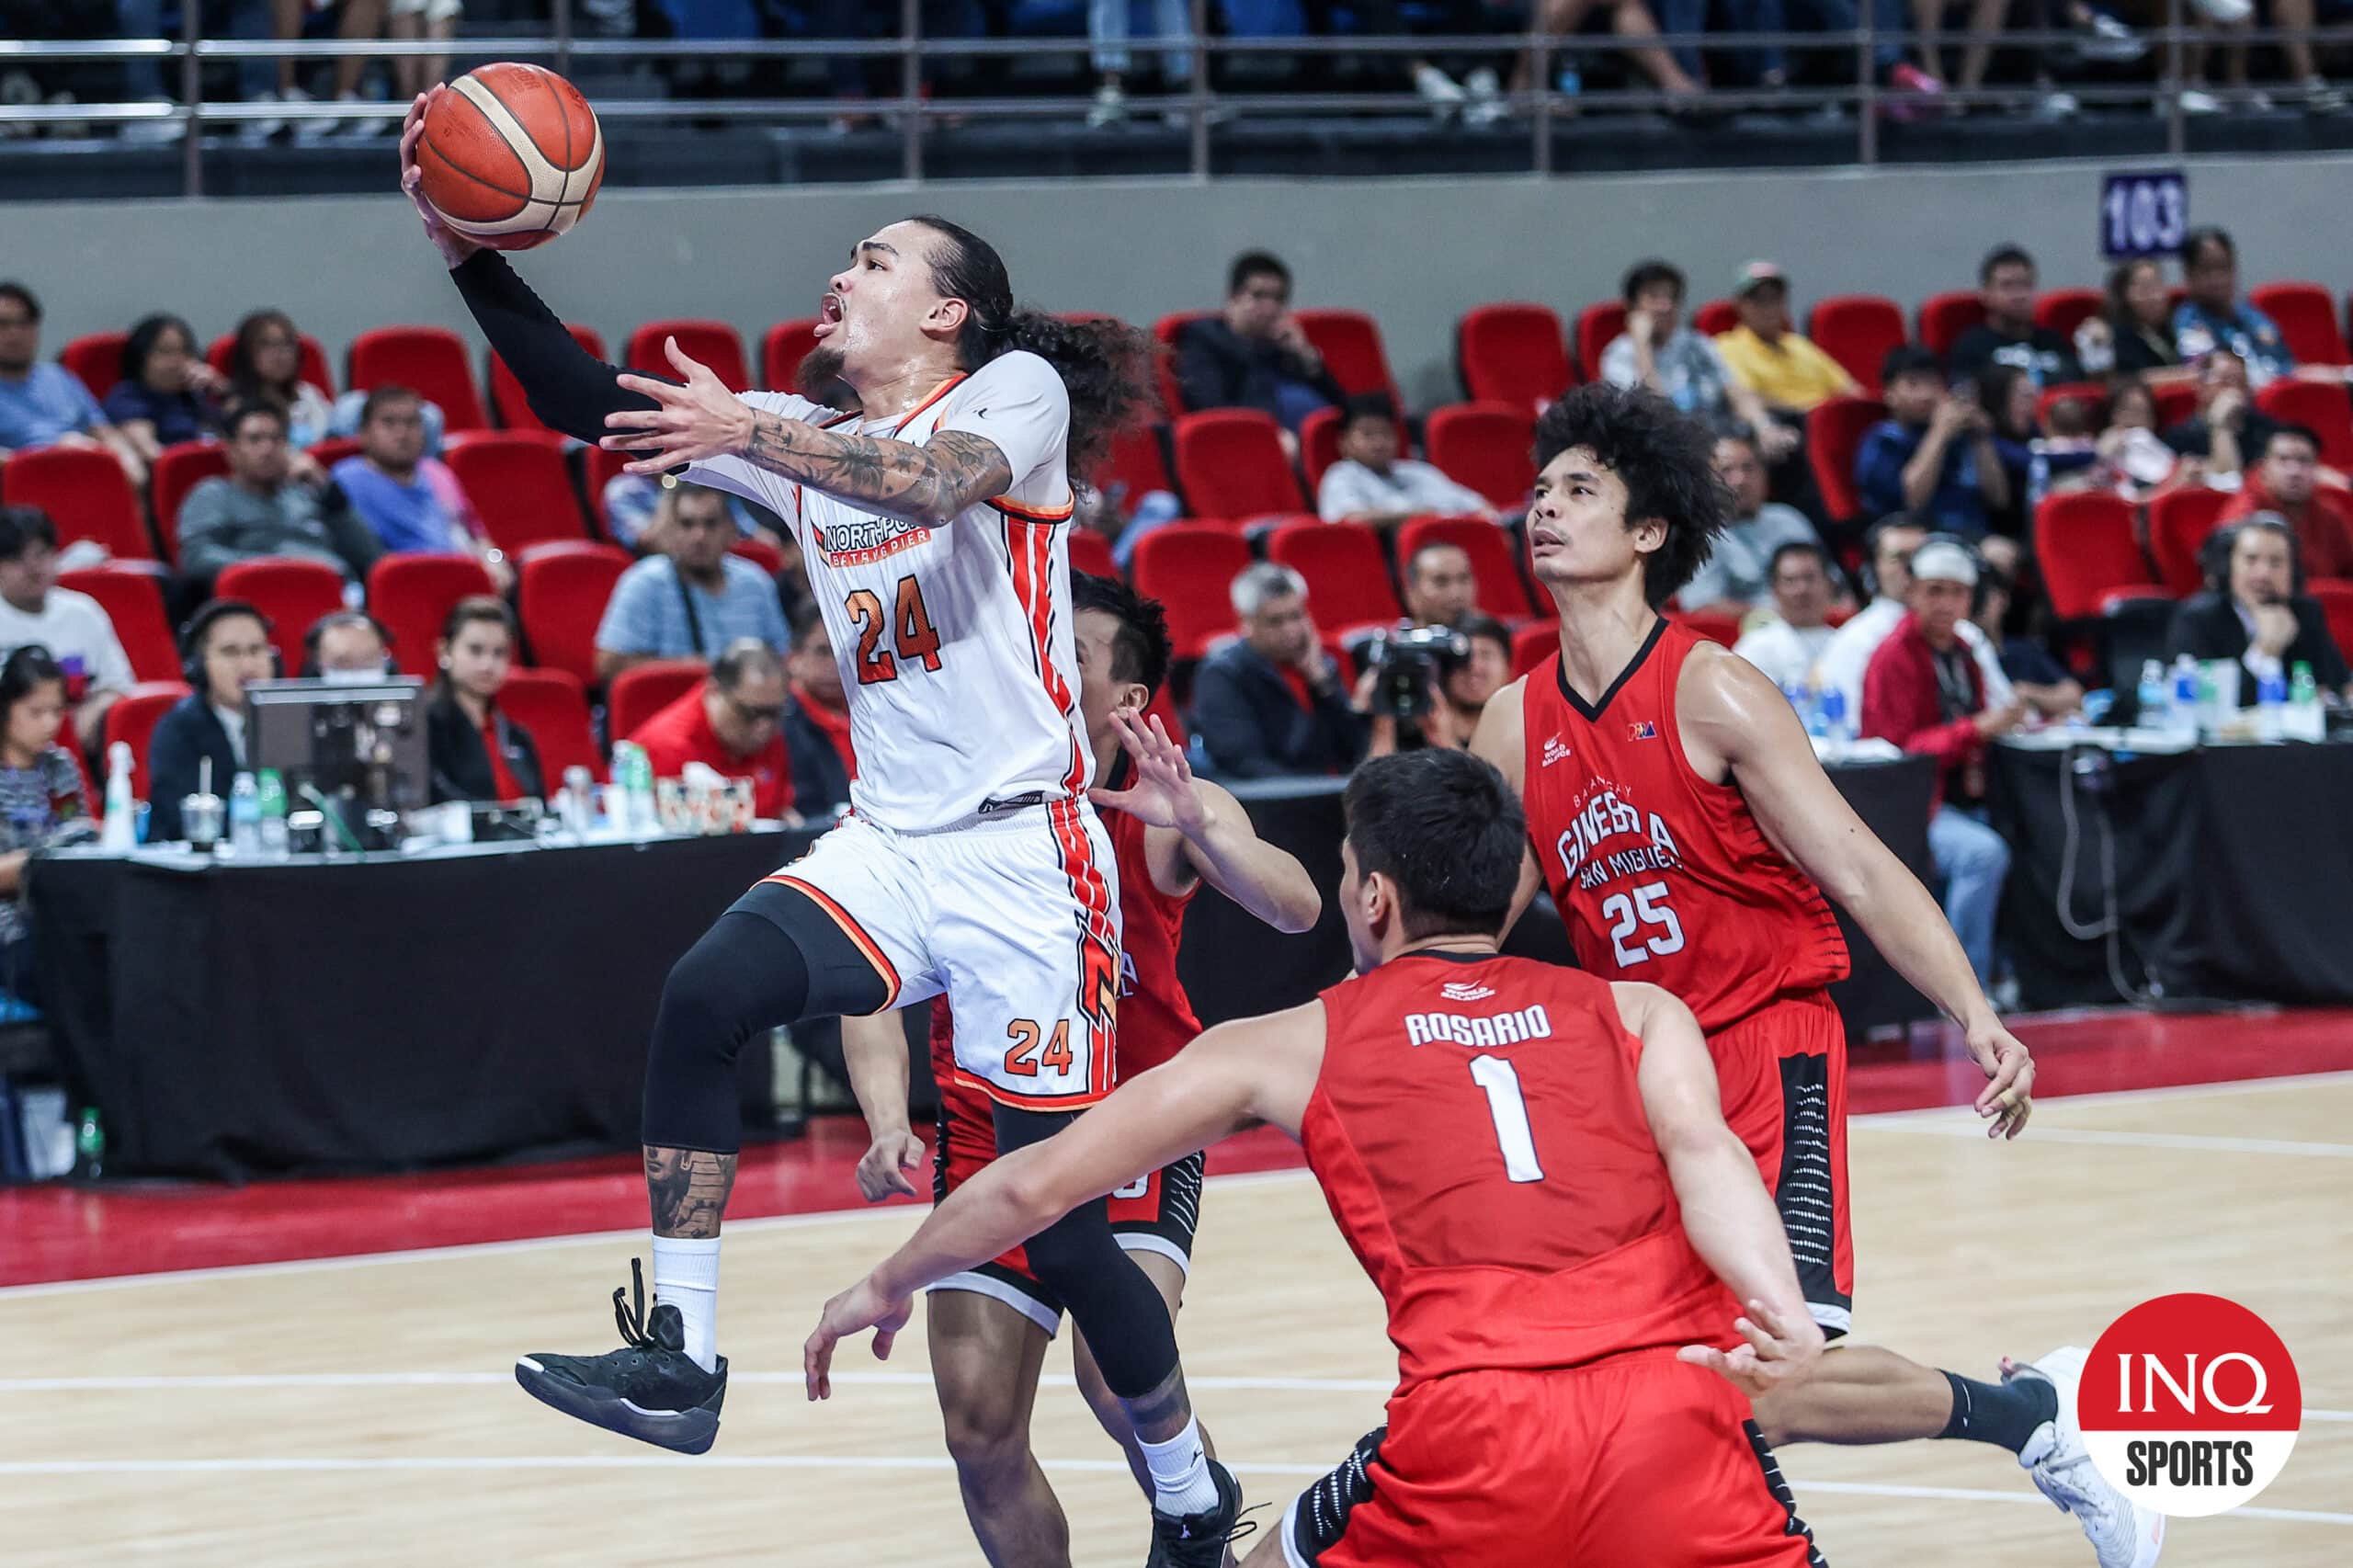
[2005, 1346, 2165, 1568]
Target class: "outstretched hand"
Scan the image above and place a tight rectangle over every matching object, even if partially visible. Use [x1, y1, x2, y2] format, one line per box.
[606, 338, 757, 473]
[804, 1276, 913, 1401]
[1088, 709, 1207, 835]
[396, 89, 481, 270]
[1677, 1297, 1825, 1402]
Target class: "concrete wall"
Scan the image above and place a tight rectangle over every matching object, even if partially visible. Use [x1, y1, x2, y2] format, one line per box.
[7, 154, 2343, 410]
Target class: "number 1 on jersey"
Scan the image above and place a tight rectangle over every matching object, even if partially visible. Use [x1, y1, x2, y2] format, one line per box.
[846, 574, 944, 686]
[1468, 1054, 1545, 1183]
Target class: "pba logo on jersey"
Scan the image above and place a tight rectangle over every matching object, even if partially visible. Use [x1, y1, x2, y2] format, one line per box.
[813, 516, 931, 566]
[1626, 720, 1658, 741]
[2078, 1292, 2302, 1517]
[1553, 778, 1684, 893]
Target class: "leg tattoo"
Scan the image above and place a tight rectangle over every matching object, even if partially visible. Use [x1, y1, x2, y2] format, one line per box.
[644, 1146, 737, 1238]
[1118, 1361, 1195, 1447]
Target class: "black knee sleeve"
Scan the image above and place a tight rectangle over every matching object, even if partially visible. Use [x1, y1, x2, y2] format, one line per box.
[995, 1106, 1181, 1401]
[640, 883, 892, 1153]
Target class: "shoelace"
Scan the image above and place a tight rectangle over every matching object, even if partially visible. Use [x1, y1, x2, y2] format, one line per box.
[611, 1256, 656, 1350]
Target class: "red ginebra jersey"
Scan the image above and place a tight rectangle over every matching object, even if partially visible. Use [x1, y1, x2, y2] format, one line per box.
[930, 801, 1200, 1091]
[1303, 952, 1735, 1390]
[1520, 619, 1848, 1034]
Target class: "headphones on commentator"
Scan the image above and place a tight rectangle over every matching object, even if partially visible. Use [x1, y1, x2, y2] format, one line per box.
[299, 608, 397, 678]
[178, 599, 280, 687]
[2200, 516, 2304, 596]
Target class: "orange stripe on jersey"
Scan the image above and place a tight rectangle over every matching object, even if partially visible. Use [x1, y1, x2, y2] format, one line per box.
[890, 374, 969, 437]
[1004, 517, 1087, 796]
[954, 1067, 1111, 1112]
[988, 494, 1076, 523]
[761, 874, 903, 1008]
[1048, 796, 1122, 1095]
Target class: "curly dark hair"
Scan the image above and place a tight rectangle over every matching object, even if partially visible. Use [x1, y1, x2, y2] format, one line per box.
[905, 215, 1156, 479]
[1071, 570, 1172, 700]
[1532, 383, 1731, 608]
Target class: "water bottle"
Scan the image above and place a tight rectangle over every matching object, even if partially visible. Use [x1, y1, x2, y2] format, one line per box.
[1820, 686, 1851, 744]
[227, 771, 262, 858]
[256, 768, 290, 858]
[2135, 659, 2167, 733]
[2169, 653, 2201, 743]
[2287, 661, 2325, 742]
[560, 765, 595, 836]
[2193, 664, 2220, 736]
[73, 1106, 104, 1180]
[2255, 665, 2288, 742]
[100, 740, 137, 852]
[617, 742, 657, 835]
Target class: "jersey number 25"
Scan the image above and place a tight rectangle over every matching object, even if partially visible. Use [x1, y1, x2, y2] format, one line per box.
[1600, 880, 1685, 969]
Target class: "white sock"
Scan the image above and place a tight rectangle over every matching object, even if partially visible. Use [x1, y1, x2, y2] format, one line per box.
[650, 1235, 721, 1373]
[1139, 1416, 1220, 1516]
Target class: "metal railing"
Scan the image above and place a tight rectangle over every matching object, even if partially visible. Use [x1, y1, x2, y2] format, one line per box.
[0, 0, 2347, 195]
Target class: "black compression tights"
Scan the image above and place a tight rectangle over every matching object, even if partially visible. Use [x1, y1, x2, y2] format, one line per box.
[993, 1103, 1183, 1402]
[640, 881, 892, 1153]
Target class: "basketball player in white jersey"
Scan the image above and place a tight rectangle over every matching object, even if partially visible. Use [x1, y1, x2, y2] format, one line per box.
[398, 97, 1249, 1564]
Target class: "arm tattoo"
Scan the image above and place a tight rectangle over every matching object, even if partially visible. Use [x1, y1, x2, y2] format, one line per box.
[1118, 1362, 1196, 1445]
[643, 1146, 738, 1238]
[743, 415, 1014, 526]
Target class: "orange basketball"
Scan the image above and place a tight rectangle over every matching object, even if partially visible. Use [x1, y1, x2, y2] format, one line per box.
[416, 62, 604, 252]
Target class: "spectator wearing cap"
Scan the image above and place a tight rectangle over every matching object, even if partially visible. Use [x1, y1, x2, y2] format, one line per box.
[1947, 245, 2084, 392]
[1712, 261, 1859, 419]
[1859, 538, 2018, 985]
[0, 505, 133, 752]
[1855, 346, 2009, 538]
[1682, 431, 1836, 617]
[2219, 424, 2353, 580]
[0, 282, 147, 485]
[2165, 514, 2352, 701]
[1601, 260, 1794, 462]
[1817, 513, 2017, 722]
[1732, 540, 1841, 691]
[1317, 394, 1499, 526]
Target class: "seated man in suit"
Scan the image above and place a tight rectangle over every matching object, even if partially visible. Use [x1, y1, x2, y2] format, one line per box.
[1188, 562, 1368, 778]
[147, 600, 276, 840]
[2165, 514, 2352, 701]
[1176, 251, 1346, 447]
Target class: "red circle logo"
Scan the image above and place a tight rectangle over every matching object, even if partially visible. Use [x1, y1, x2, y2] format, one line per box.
[2079, 1293, 2302, 1517]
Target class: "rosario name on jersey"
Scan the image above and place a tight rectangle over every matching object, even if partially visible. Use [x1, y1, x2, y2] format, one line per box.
[686, 350, 1086, 833]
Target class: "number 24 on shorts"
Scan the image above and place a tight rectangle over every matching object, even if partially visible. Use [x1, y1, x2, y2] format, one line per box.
[1004, 1018, 1076, 1077]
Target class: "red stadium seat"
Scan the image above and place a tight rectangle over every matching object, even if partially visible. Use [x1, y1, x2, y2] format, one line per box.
[728, 537, 785, 577]
[1265, 519, 1400, 633]
[2034, 492, 2154, 619]
[1299, 405, 1344, 496]
[1675, 610, 1743, 649]
[103, 680, 191, 802]
[2255, 380, 2353, 472]
[1131, 524, 1253, 661]
[0, 447, 154, 562]
[60, 333, 129, 400]
[517, 543, 631, 686]
[1096, 421, 1174, 511]
[2147, 487, 2231, 597]
[347, 326, 485, 431]
[1805, 396, 1887, 524]
[1293, 309, 1402, 406]
[2034, 288, 2106, 341]
[1805, 295, 1907, 392]
[1396, 516, 1537, 619]
[498, 667, 604, 784]
[1574, 301, 1626, 382]
[2249, 281, 2348, 367]
[2036, 381, 2109, 428]
[628, 319, 750, 393]
[442, 431, 589, 551]
[207, 331, 334, 395]
[1511, 620, 1556, 677]
[761, 318, 821, 396]
[1691, 299, 1740, 338]
[489, 323, 607, 431]
[148, 439, 228, 562]
[1173, 410, 1305, 521]
[215, 558, 349, 675]
[1066, 528, 1118, 581]
[1915, 291, 1987, 363]
[57, 565, 178, 684]
[307, 435, 362, 468]
[1424, 402, 1536, 510]
[610, 659, 709, 744]
[1458, 302, 1575, 411]
[367, 552, 496, 681]
[2313, 580, 2353, 658]
[581, 442, 637, 539]
[2152, 381, 2199, 431]
[1153, 311, 1213, 415]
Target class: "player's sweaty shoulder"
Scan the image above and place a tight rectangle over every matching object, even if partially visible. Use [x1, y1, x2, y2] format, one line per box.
[1470, 674, 1529, 788]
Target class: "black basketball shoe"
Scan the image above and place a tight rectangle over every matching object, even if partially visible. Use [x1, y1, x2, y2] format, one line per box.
[514, 1256, 729, 1455]
[1146, 1457, 1255, 1567]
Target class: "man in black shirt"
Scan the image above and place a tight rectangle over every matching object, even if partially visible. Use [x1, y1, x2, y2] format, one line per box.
[1175, 251, 1346, 439]
[2165, 514, 2352, 701]
[1188, 562, 1367, 777]
[2159, 350, 2280, 482]
[1947, 244, 2084, 391]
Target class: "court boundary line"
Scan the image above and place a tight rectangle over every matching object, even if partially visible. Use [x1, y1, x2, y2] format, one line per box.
[8, 1072, 2351, 1300]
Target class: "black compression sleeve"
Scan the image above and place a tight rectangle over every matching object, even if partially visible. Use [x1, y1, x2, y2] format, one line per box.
[449, 250, 665, 444]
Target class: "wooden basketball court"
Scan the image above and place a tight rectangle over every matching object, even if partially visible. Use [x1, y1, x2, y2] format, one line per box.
[3, 1072, 2347, 1565]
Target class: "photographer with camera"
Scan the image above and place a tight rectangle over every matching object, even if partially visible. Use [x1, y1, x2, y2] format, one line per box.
[1365, 611, 1512, 757]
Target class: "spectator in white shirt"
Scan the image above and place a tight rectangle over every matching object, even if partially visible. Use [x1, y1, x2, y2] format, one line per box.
[1401, 541, 1478, 629]
[0, 506, 133, 753]
[1816, 514, 2015, 722]
[1733, 541, 1840, 691]
[1316, 394, 1497, 526]
[1679, 431, 1836, 617]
